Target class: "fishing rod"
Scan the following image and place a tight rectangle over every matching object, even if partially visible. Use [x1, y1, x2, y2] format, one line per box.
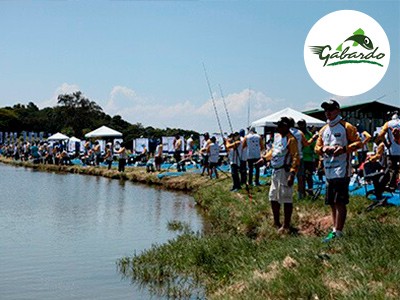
[247, 86, 251, 129]
[219, 84, 244, 179]
[202, 64, 232, 176]
[218, 84, 234, 133]
[202, 63, 224, 139]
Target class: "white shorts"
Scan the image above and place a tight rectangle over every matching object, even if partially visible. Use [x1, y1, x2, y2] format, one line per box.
[268, 168, 293, 204]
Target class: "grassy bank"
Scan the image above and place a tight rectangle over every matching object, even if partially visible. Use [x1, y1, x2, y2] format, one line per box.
[118, 179, 400, 299]
[2, 157, 399, 299]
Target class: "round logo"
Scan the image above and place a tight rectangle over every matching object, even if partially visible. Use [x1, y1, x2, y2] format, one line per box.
[304, 10, 390, 96]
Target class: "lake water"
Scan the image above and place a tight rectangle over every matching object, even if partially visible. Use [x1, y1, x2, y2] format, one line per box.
[0, 164, 203, 299]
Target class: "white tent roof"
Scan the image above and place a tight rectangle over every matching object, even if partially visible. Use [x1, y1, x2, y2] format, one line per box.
[69, 136, 81, 142]
[251, 107, 326, 127]
[48, 132, 70, 140]
[84, 126, 122, 138]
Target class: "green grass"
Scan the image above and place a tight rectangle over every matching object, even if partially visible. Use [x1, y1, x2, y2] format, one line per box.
[118, 180, 400, 299]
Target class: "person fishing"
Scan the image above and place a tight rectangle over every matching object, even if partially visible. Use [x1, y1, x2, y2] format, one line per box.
[258, 117, 299, 234]
[200, 132, 211, 176]
[376, 112, 400, 191]
[104, 143, 113, 170]
[225, 132, 242, 191]
[295, 119, 319, 198]
[363, 136, 390, 203]
[243, 127, 264, 186]
[207, 136, 220, 179]
[93, 141, 101, 166]
[114, 142, 127, 172]
[356, 125, 372, 165]
[173, 134, 184, 172]
[288, 118, 318, 199]
[186, 134, 194, 159]
[154, 139, 163, 172]
[239, 129, 248, 186]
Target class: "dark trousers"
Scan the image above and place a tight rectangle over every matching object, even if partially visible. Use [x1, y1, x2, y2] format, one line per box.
[358, 151, 368, 165]
[106, 160, 112, 170]
[95, 154, 101, 166]
[118, 158, 126, 172]
[388, 155, 400, 189]
[247, 158, 260, 185]
[372, 170, 390, 200]
[174, 150, 183, 171]
[231, 164, 241, 190]
[364, 161, 389, 200]
[240, 160, 247, 185]
[304, 161, 315, 191]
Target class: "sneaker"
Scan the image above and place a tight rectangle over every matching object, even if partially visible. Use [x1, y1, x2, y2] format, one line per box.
[322, 231, 336, 243]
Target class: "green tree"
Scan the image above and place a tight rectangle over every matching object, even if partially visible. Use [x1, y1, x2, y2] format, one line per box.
[57, 91, 103, 138]
[0, 108, 18, 131]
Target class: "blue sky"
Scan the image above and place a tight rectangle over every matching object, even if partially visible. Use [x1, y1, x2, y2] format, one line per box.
[0, 0, 398, 132]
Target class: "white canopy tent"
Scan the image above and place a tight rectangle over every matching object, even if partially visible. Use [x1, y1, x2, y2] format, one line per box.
[47, 132, 70, 140]
[69, 136, 81, 143]
[251, 108, 326, 128]
[84, 126, 122, 138]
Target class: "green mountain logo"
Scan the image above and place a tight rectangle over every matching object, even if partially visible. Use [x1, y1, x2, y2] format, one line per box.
[309, 28, 385, 67]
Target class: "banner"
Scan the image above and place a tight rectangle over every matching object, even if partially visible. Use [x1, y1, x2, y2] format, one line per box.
[134, 138, 149, 154]
[161, 136, 184, 154]
[0, 132, 3, 144]
[113, 138, 123, 152]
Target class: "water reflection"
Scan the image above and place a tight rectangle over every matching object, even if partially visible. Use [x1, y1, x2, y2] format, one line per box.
[0, 164, 203, 300]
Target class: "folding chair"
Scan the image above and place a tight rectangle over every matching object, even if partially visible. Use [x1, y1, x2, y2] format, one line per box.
[363, 161, 394, 199]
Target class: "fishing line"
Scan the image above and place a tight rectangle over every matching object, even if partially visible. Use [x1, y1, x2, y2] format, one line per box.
[202, 64, 234, 182]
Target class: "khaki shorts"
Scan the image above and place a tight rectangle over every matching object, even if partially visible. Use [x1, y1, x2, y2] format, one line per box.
[269, 168, 293, 204]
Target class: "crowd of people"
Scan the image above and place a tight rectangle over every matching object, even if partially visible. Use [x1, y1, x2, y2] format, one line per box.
[0, 139, 130, 171]
[223, 99, 400, 241]
[1, 99, 399, 242]
[0, 141, 73, 165]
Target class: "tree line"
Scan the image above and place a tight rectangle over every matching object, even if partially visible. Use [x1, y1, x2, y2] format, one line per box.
[0, 91, 199, 148]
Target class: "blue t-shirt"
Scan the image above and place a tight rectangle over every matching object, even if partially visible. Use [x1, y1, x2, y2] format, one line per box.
[31, 145, 39, 158]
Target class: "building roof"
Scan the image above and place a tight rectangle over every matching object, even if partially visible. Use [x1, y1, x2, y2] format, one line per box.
[303, 100, 399, 115]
